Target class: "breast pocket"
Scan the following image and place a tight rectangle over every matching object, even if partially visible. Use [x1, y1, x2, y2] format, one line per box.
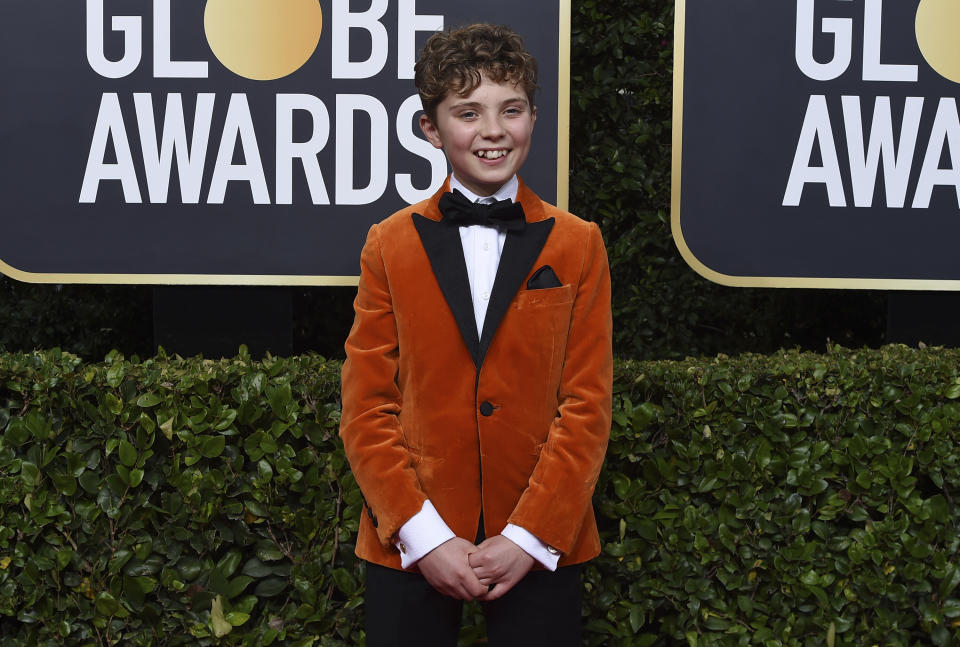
[511, 285, 575, 412]
[515, 284, 574, 310]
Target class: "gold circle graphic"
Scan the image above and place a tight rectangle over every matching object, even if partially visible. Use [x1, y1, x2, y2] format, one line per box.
[916, 0, 960, 84]
[204, 0, 323, 81]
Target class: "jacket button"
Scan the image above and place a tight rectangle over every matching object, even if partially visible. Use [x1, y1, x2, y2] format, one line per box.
[480, 401, 494, 416]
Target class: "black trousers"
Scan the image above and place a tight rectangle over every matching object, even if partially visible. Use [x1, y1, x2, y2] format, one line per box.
[364, 562, 583, 647]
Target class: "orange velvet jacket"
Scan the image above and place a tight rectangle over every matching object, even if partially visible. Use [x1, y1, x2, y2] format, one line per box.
[339, 178, 612, 571]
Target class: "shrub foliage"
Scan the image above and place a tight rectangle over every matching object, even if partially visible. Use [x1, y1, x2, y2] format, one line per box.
[0, 349, 358, 646]
[2, 346, 960, 645]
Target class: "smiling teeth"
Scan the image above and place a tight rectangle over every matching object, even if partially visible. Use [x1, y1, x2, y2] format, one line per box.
[476, 150, 507, 159]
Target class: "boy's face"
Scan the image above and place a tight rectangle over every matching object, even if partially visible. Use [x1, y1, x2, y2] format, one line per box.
[420, 74, 536, 197]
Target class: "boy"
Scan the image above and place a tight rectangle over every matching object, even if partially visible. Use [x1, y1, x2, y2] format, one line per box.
[340, 23, 612, 646]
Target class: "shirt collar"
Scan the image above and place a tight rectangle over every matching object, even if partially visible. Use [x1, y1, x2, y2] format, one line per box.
[449, 174, 519, 204]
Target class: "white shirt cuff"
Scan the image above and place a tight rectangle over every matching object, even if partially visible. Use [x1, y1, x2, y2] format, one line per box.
[394, 500, 456, 569]
[501, 524, 560, 571]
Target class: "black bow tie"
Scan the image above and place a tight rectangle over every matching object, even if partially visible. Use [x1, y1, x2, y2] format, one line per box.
[438, 190, 526, 232]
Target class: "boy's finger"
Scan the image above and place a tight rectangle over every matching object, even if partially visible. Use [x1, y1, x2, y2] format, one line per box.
[479, 577, 517, 601]
[470, 563, 492, 580]
[463, 573, 488, 599]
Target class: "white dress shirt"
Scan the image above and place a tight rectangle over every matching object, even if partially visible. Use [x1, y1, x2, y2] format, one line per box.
[394, 174, 560, 572]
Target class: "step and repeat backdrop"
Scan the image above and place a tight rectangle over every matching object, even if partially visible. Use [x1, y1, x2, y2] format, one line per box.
[675, 0, 960, 288]
[0, 0, 567, 284]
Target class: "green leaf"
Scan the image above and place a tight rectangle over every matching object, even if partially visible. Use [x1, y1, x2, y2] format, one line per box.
[926, 495, 950, 523]
[106, 364, 125, 388]
[25, 411, 51, 439]
[245, 500, 268, 518]
[241, 557, 275, 578]
[267, 383, 292, 414]
[227, 575, 254, 599]
[20, 461, 39, 488]
[199, 435, 226, 458]
[94, 592, 121, 616]
[225, 611, 251, 627]
[51, 472, 77, 496]
[254, 577, 288, 597]
[178, 558, 204, 582]
[126, 575, 157, 595]
[807, 585, 828, 606]
[128, 468, 144, 487]
[79, 471, 101, 493]
[109, 549, 133, 575]
[118, 440, 138, 467]
[56, 548, 74, 570]
[629, 604, 644, 632]
[332, 568, 357, 596]
[216, 550, 243, 579]
[231, 595, 258, 615]
[105, 393, 123, 416]
[134, 539, 153, 561]
[939, 564, 960, 599]
[256, 543, 284, 562]
[4, 418, 30, 446]
[257, 460, 274, 482]
[136, 392, 163, 407]
[210, 595, 233, 638]
[260, 435, 279, 454]
[159, 416, 174, 440]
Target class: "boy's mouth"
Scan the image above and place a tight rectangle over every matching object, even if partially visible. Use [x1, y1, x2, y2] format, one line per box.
[475, 149, 509, 160]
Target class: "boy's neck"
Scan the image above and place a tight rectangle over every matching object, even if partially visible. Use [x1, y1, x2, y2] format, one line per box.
[449, 174, 519, 203]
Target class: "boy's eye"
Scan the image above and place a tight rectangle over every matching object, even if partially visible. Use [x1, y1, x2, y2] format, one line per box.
[459, 111, 478, 119]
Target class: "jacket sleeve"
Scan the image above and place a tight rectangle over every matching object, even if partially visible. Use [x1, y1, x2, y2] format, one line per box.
[506, 221, 613, 554]
[339, 222, 427, 547]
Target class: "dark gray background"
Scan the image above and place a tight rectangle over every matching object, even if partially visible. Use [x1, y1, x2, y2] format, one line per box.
[679, 0, 960, 281]
[0, 0, 561, 279]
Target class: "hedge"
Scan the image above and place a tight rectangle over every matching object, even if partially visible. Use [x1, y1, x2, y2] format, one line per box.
[2, 345, 960, 646]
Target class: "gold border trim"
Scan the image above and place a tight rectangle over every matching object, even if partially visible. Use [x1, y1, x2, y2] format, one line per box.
[670, 0, 960, 291]
[2, 6, 572, 287]
[0, 258, 360, 286]
[557, 0, 571, 212]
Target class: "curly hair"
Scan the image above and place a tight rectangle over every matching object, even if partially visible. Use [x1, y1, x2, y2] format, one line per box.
[414, 23, 539, 121]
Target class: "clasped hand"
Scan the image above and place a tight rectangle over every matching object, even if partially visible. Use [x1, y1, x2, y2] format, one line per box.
[417, 535, 535, 601]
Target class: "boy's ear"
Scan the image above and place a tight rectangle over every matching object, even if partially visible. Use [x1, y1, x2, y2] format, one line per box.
[419, 114, 444, 150]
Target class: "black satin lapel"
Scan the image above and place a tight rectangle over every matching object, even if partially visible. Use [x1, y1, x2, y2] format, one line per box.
[479, 218, 555, 363]
[412, 214, 482, 369]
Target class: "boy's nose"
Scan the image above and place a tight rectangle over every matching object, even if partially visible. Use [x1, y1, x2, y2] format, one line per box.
[478, 116, 506, 139]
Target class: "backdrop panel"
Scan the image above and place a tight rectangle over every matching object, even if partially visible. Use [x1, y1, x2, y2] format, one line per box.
[0, 0, 567, 284]
[674, 0, 960, 288]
